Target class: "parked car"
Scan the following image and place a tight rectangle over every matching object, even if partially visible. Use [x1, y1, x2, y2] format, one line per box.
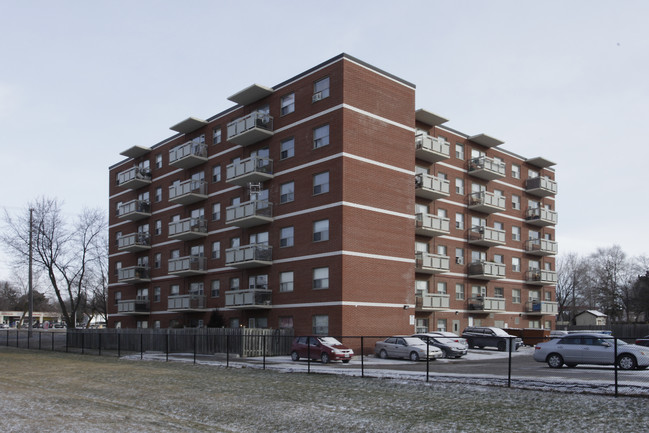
[462, 327, 522, 351]
[635, 335, 649, 347]
[549, 330, 568, 339]
[425, 331, 469, 347]
[533, 332, 649, 370]
[412, 333, 468, 358]
[0, 323, 8, 329]
[290, 336, 354, 364]
[374, 336, 443, 361]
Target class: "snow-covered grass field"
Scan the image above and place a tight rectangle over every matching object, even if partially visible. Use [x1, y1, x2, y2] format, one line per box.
[1, 346, 648, 432]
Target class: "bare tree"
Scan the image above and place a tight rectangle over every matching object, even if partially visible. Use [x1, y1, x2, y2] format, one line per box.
[556, 253, 590, 324]
[1, 198, 107, 327]
[589, 245, 633, 322]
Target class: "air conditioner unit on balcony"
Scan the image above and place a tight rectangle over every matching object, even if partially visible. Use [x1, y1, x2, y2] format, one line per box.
[312, 92, 323, 102]
[455, 257, 464, 264]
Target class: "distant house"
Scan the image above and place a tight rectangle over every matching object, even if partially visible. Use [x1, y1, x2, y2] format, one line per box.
[574, 310, 607, 327]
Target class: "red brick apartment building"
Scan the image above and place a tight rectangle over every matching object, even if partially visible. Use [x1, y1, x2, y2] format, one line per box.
[108, 53, 558, 337]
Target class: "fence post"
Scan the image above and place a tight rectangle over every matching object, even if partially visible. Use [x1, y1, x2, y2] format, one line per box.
[262, 334, 266, 370]
[51, 331, 54, 351]
[98, 333, 102, 357]
[117, 331, 121, 358]
[27, 330, 30, 350]
[226, 334, 230, 367]
[39, 331, 42, 350]
[65, 330, 68, 353]
[166, 333, 169, 362]
[140, 333, 143, 360]
[507, 336, 513, 388]
[193, 333, 197, 365]
[81, 332, 85, 355]
[426, 339, 430, 382]
[361, 336, 365, 378]
[614, 337, 618, 397]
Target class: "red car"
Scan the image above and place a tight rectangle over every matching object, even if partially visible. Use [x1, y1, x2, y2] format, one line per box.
[290, 336, 354, 364]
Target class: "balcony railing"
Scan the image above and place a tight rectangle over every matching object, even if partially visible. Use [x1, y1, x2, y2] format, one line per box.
[167, 294, 206, 311]
[468, 296, 506, 311]
[415, 252, 450, 274]
[525, 238, 558, 256]
[117, 166, 151, 189]
[169, 179, 208, 205]
[225, 244, 272, 268]
[226, 200, 273, 228]
[117, 266, 150, 283]
[169, 141, 208, 169]
[525, 300, 559, 315]
[468, 226, 506, 247]
[226, 111, 274, 146]
[226, 156, 273, 186]
[168, 217, 208, 241]
[415, 293, 450, 311]
[415, 213, 450, 237]
[415, 133, 450, 163]
[415, 173, 450, 200]
[468, 191, 506, 214]
[168, 255, 207, 276]
[117, 299, 150, 314]
[525, 176, 557, 197]
[468, 261, 506, 280]
[525, 269, 558, 285]
[117, 199, 151, 221]
[225, 288, 272, 309]
[525, 207, 558, 227]
[468, 156, 506, 180]
[117, 232, 151, 252]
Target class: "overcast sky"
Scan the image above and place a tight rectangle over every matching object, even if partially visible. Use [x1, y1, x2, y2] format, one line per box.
[1, 0, 648, 281]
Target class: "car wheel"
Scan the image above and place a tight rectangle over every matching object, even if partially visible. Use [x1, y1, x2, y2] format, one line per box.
[497, 341, 506, 352]
[321, 352, 330, 364]
[379, 349, 388, 359]
[290, 351, 299, 362]
[409, 351, 420, 362]
[547, 353, 564, 368]
[618, 354, 637, 370]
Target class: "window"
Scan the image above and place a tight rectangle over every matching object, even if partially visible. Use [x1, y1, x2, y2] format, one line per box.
[455, 178, 464, 195]
[415, 241, 428, 253]
[209, 280, 220, 297]
[213, 127, 221, 144]
[249, 274, 268, 290]
[154, 253, 161, 269]
[529, 320, 541, 329]
[279, 317, 294, 329]
[280, 182, 294, 203]
[437, 208, 447, 218]
[155, 187, 162, 202]
[313, 267, 329, 289]
[437, 245, 447, 256]
[312, 314, 329, 335]
[437, 281, 447, 294]
[211, 241, 220, 259]
[115, 231, 122, 246]
[313, 77, 330, 101]
[189, 282, 204, 296]
[494, 287, 504, 298]
[511, 164, 520, 179]
[512, 195, 521, 210]
[455, 143, 464, 160]
[212, 203, 221, 221]
[280, 227, 294, 247]
[313, 124, 330, 149]
[512, 289, 521, 304]
[494, 221, 504, 231]
[155, 220, 162, 235]
[471, 250, 486, 262]
[415, 280, 428, 296]
[437, 319, 447, 332]
[229, 277, 240, 291]
[544, 291, 552, 301]
[455, 248, 464, 265]
[455, 213, 464, 230]
[512, 257, 521, 272]
[528, 169, 539, 179]
[170, 284, 180, 296]
[155, 154, 162, 169]
[279, 271, 294, 292]
[455, 283, 465, 300]
[494, 254, 504, 264]
[512, 226, 521, 241]
[313, 172, 329, 195]
[437, 172, 447, 181]
[313, 219, 329, 242]
[114, 291, 121, 305]
[154, 287, 160, 302]
[212, 165, 221, 183]
[529, 259, 540, 270]
[416, 318, 429, 334]
[280, 93, 295, 115]
[280, 137, 294, 160]
[115, 261, 122, 276]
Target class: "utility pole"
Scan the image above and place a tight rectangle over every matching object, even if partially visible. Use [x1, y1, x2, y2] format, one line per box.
[28, 208, 33, 338]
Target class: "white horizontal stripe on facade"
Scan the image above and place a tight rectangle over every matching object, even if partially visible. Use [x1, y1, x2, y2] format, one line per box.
[271, 301, 414, 309]
[271, 250, 413, 265]
[343, 104, 414, 133]
[343, 152, 414, 176]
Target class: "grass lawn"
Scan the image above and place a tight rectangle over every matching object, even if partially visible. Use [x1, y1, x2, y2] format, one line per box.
[0, 347, 647, 432]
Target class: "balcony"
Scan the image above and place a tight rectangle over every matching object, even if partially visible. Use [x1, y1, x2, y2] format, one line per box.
[415, 293, 450, 311]
[468, 226, 506, 247]
[169, 179, 208, 205]
[117, 166, 151, 189]
[117, 199, 151, 221]
[468, 191, 506, 214]
[468, 261, 506, 280]
[415, 133, 450, 163]
[226, 156, 273, 186]
[168, 255, 207, 277]
[525, 300, 559, 315]
[415, 213, 450, 237]
[168, 217, 208, 241]
[525, 207, 558, 227]
[468, 156, 506, 180]
[415, 252, 450, 274]
[226, 111, 273, 146]
[169, 141, 208, 169]
[167, 294, 207, 311]
[415, 173, 450, 200]
[468, 296, 506, 311]
[525, 239, 558, 256]
[226, 200, 273, 228]
[525, 176, 557, 197]
[525, 269, 558, 285]
[117, 266, 151, 283]
[117, 299, 150, 315]
[225, 288, 272, 309]
[225, 244, 272, 269]
[117, 232, 151, 252]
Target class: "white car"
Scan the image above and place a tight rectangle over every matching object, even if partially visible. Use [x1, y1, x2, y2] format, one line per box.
[374, 336, 443, 361]
[533, 333, 649, 370]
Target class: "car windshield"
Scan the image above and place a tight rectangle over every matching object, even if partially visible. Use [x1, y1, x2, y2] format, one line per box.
[319, 337, 342, 346]
[403, 337, 424, 346]
[491, 328, 511, 337]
